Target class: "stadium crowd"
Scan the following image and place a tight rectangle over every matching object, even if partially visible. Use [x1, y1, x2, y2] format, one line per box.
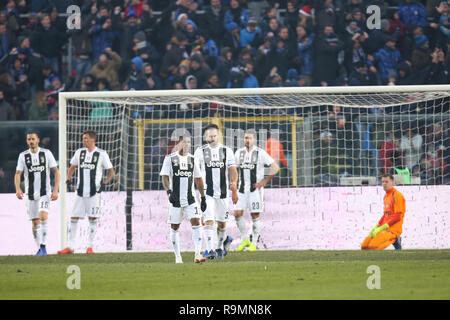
[0, 0, 448, 121]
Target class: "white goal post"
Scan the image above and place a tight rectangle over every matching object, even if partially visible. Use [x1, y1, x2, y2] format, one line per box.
[58, 85, 450, 251]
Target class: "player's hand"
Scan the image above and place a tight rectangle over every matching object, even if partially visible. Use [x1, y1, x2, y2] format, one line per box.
[229, 182, 237, 192]
[253, 180, 266, 189]
[231, 190, 238, 205]
[371, 223, 389, 238]
[97, 181, 106, 193]
[167, 190, 177, 205]
[200, 196, 207, 212]
[51, 191, 58, 201]
[16, 190, 24, 200]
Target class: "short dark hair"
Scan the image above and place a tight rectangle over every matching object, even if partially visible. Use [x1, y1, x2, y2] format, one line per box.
[204, 124, 219, 132]
[26, 130, 40, 138]
[382, 173, 394, 181]
[83, 130, 97, 140]
[244, 129, 257, 138]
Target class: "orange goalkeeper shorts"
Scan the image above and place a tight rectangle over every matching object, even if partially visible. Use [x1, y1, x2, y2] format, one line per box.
[361, 230, 398, 250]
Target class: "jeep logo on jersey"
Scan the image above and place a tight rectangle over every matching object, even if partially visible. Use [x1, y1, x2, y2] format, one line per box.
[174, 170, 193, 177]
[29, 165, 45, 172]
[240, 163, 255, 170]
[207, 161, 225, 168]
[80, 162, 96, 170]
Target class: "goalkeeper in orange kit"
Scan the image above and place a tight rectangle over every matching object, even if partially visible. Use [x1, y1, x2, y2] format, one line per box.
[361, 174, 405, 250]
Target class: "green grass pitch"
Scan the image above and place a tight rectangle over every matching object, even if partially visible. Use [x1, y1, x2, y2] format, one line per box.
[1, 250, 449, 300]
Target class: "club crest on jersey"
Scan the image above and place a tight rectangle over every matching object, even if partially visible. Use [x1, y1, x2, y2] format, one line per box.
[93, 155, 98, 163]
[207, 161, 225, 168]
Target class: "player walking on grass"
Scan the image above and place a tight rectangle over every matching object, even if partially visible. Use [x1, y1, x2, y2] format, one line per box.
[234, 130, 279, 252]
[160, 135, 207, 264]
[194, 124, 238, 259]
[15, 131, 60, 256]
[361, 173, 406, 250]
[58, 130, 115, 254]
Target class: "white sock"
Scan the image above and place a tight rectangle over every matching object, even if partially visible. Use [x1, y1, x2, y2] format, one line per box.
[204, 224, 215, 252]
[235, 217, 248, 240]
[191, 225, 202, 256]
[251, 218, 261, 245]
[170, 228, 181, 258]
[88, 219, 98, 248]
[68, 219, 78, 250]
[40, 220, 48, 246]
[32, 224, 41, 248]
[217, 227, 226, 250]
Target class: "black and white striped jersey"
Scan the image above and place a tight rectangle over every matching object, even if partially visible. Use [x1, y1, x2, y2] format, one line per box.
[159, 152, 202, 207]
[235, 146, 274, 193]
[194, 143, 236, 199]
[70, 147, 113, 198]
[16, 148, 58, 200]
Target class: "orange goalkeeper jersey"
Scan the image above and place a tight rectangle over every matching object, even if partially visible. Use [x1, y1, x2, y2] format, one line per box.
[378, 187, 406, 236]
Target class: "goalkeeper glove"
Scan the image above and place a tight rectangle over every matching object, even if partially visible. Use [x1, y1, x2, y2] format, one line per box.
[167, 190, 177, 205]
[369, 224, 379, 238]
[371, 223, 389, 238]
[200, 196, 207, 212]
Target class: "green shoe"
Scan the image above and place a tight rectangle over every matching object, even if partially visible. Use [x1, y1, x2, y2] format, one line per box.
[246, 243, 257, 252]
[235, 238, 251, 252]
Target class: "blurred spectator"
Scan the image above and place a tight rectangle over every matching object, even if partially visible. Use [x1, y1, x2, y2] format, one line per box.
[380, 131, 401, 174]
[369, 36, 402, 84]
[314, 25, 344, 86]
[91, 14, 119, 61]
[400, 126, 423, 171]
[201, 0, 226, 47]
[426, 47, 449, 84]
[296, 25, 314, 86]
[221, 21, 241, 58]
[215, 47, 235, 87]
[142, 63, 162, 90]
[159, 33, 188, 80]
[224, 0, 250, 33]
[284, 1, 299, 32]
[30, 14, 66, 74]
[0, 89, 14, 120]
[0, 22, 14, 61]
[90, 78, 113, 120]
[124, 56, 147, 90]
[398, 0, 428, 27]
[80, 73, 96, 91]
[263, 66, 283, 87]
[27, 91, 48, 120]
[315, 1, 338, 32]
[240, 17, 263, 49]
[204, 72, 221, 89]
[68, 14, 94, 91]
[266, 136, 289, 168]
[284, 68, 300, 87]
[89, 48, 122, 90]
[242, 61, 259, 88]
[188, 53, 212, 88]
[420, 143, 447, 184]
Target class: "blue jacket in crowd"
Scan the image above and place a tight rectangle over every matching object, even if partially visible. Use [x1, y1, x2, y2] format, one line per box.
[398, 1, 428, 27]
[373, 45, 402, 82]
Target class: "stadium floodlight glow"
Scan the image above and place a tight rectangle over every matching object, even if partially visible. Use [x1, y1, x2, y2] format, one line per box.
[59, 85, 450, 250]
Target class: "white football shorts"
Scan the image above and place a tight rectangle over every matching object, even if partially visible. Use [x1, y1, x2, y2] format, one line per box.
[235, 189, 264, 213]
[71, 194, 101, 219]
[26, 195, 50, 220]
[168, 202, 201, 224]
[203, 195, 230, 223]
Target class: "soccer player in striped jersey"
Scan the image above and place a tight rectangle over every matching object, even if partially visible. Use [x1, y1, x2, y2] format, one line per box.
[160, 135, 207, 264]
[234, 130, 279, 252]
[194, 124, 238, 259]
[58, 130, 115, 254]
[15, 131, 60, 256]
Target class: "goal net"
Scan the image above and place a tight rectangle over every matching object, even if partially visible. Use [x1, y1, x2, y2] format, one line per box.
[58, 85, 450, 251]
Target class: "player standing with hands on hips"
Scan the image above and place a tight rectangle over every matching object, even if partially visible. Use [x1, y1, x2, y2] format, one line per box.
[160, 135, 207, 264]
[361, 174, 406, 250]
[58, 130, 115, 254]
[234, 130, 279, 252]
[15, 131, 60, 256]
[194, 124, 238, 259]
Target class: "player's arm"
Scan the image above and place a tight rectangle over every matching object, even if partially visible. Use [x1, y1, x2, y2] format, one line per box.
[255, 161, 280, 189]
[14, 170, 23, 199]
[104, 167, 115, 185]
[50, 166, 60, 200]
[161, 175, 170, 192]
[66, 164, 77, 182]
[228, 165, 238, 204]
